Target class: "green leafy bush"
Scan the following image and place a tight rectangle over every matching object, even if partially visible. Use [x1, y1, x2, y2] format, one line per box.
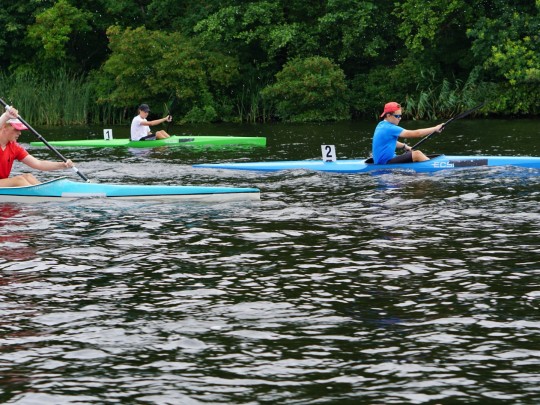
[96, 26, 240, 122]
[183, 106, 218, 123]
[262, 56, 350, 122]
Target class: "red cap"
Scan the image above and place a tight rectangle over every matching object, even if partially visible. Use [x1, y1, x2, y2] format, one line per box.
[380, 102, 401, 118]
[7, 119, 28, 130]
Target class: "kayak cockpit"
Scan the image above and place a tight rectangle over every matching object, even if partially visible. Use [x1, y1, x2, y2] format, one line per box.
[363, 154, 443, 164]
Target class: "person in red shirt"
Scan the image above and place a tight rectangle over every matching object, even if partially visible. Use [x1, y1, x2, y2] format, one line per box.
[0, 107, 74, 187]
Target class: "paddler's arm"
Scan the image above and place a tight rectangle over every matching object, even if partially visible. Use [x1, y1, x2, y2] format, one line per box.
[140, 115, 173, 127]
[397, 141, 410, 151]
[0, 113, 8, 128]
[0, 106, 19, 127]
[21, 155, 74, 171]
[400, 124, 444, 138]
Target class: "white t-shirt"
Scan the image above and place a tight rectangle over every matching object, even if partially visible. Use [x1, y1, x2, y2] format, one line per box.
[130, 115, 151, 140]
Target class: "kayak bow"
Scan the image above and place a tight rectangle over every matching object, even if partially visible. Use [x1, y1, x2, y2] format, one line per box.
[0, 177, 260, 203]
[194, 155, 540, 174]
[30, 135, 266, 148]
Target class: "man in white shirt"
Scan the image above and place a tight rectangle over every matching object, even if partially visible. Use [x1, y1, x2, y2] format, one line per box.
[130, 104, 173, 141]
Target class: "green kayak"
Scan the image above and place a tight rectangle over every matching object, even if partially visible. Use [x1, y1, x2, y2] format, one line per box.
[30, 135, 266, 148]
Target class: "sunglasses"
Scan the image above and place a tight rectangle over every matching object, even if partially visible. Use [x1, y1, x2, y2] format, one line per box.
[392, 114, 402, 118]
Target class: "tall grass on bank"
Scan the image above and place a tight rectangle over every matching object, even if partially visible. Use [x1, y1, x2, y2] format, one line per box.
[0, 71, 126, 126]
[405, 70, 491, 120]
[235, 80, 273, 123]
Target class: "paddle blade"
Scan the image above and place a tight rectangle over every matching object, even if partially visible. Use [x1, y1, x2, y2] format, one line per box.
[411, 102, 486, 150]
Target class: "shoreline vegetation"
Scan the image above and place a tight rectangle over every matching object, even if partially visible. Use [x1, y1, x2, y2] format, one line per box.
[0, 69, 533, 127]
[0, 2, 538, 125]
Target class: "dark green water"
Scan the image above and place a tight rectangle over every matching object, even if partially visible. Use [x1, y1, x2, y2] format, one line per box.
[1, 119, 539, 404]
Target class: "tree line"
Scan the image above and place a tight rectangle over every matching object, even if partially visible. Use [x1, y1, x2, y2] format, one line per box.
[0, 0, 538, 125]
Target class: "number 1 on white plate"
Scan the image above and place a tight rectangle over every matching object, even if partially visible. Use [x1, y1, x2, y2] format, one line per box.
[103, 129, 113, 140]
[321, 145, 336, 162]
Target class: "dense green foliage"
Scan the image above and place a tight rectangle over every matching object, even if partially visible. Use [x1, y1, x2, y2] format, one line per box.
[262, 57, 350, 122]
[0, 0, 538, 124]
[98, 26, 240, 122]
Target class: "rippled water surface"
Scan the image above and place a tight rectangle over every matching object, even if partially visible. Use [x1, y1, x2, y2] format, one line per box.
[1, 120, 539, 404]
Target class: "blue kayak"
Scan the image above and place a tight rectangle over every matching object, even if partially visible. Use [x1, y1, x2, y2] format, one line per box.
[0, 177, 260, 203]
[194, 155, 540, 174]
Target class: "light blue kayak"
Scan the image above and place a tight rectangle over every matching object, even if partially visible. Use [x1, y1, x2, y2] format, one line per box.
[194, 155, 540, 174]
[0, 177, 260, 203]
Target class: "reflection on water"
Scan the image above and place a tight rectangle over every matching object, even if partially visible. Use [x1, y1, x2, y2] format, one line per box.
[1, 120, 539, 403]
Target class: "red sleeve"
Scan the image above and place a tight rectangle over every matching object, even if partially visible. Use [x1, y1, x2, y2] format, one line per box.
[13, 142, 29, 161]
[0, 142, 29, 179]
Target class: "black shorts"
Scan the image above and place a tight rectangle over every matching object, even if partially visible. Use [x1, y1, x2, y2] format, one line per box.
[138, 134, 156, 141]
[387, 151, 413, 164]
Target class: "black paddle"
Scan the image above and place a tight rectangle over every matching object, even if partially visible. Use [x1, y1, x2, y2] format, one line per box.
[0, 98, 90, 182]
[411, 102, 486, 150]
[166, 96, 177, 134]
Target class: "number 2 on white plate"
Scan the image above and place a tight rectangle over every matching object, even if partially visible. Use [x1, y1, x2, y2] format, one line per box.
[321, 145, 336, 162]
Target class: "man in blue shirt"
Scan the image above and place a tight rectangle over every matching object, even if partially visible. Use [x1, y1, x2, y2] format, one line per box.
[372, 102, 444, 164]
